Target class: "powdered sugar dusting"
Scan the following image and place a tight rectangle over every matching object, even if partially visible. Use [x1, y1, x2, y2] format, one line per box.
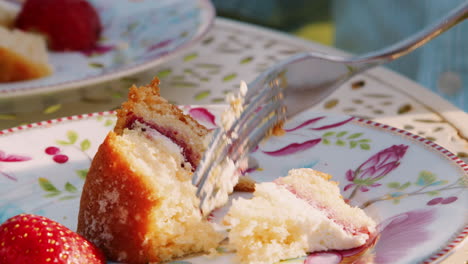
[104, 190, 119, 204]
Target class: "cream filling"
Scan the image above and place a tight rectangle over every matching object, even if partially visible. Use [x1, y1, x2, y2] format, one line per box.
[278, 168, 376, 234]
[133, 121, 193, 171]
[257, 183, 370, 250]
[227, 183, 370, 253]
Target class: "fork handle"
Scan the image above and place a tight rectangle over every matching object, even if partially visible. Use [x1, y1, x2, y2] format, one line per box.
[352, 1, 468, 68]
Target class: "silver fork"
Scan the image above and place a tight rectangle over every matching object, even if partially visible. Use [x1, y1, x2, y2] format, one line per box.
[192, 2, 468, 215]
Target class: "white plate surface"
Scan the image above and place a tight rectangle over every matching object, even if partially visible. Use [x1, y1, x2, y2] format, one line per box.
[0, 106, 466, 264]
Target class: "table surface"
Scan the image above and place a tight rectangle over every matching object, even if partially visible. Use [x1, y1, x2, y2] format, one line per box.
[1, 18, 467, 263]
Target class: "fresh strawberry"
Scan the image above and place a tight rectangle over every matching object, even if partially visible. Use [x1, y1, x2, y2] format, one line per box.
[0, 214, 105, 264]
[15, 0, 102, 51]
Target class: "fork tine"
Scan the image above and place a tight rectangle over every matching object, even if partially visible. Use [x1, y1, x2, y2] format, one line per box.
[194, 79, 281, 174]
[229, 100, 285, 160]
[193, 80, 282, 187]
[196, 100, 285, 214]
[242, 67, 288, 105]
[195, 99, 284, 190]
[196, 154, 238, 214]
[193, 75, 286, 215]
[192, 128, 222, 186]
[197, 112, 284, 214]
[224, 77, 283, 138]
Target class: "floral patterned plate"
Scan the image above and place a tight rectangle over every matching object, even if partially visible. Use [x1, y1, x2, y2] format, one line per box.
[0, 0, 214, 97]
[0, 106, 466, 264]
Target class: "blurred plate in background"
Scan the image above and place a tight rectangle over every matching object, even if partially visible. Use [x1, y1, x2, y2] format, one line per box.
[0, 0, 214, 97]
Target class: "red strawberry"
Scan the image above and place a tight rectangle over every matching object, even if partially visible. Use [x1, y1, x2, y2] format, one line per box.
[15, 0, 102, 51]
[0, 214, 105, 264]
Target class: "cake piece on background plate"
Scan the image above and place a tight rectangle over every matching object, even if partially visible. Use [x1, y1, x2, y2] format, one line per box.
[0, 0, 17, 28]
[0, 27, 52, 82]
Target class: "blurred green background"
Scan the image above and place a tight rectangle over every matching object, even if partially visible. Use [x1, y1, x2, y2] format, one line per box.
[212, 0, 334, 46]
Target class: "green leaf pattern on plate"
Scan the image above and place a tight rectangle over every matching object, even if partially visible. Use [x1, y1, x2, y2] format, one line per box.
[39, 131, 94, 200]
[76, 169, 88, 180]
[322, 130, 372, 150]
[360, 171, 465, 208]
[39, 178, 80, 200]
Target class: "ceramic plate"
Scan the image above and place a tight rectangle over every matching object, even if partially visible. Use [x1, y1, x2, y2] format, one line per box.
[0, 106, 466, 264]
[0, 0, 214, 97]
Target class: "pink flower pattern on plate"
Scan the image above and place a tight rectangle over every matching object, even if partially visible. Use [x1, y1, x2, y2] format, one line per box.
[262, 138, 322, 156]
[304, 209, 436, 264]
[0, 150, 32, 181]
[0, 150, 31, 162]
[374, 209, 436, 264]
[262, 116, 356, 156]
[345, 144, 408, 197]
[188, 107, 217, 128]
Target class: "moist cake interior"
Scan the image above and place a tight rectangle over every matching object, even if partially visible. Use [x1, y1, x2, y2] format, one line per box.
[223, 168, 376, 264]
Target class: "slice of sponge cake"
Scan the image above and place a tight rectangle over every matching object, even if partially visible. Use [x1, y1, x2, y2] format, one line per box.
[0, 1, 17, 28]
[77, 78, 223, 263]
[0, 27, 52, 82]
[224, 168, 376, 264]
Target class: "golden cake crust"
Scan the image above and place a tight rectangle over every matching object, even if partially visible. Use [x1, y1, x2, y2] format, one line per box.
[115, 78, 206, 133]
[114, 78, 209, 166]
[0, 27, 52, 82]
[0, 46, 52, 82]
[77, 131, 162, 263]
[234, 175, 256, 192]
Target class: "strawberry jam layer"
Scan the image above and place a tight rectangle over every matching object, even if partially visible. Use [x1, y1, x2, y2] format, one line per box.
[125, 115, 198, 171]
[275, 179, 371, 237]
